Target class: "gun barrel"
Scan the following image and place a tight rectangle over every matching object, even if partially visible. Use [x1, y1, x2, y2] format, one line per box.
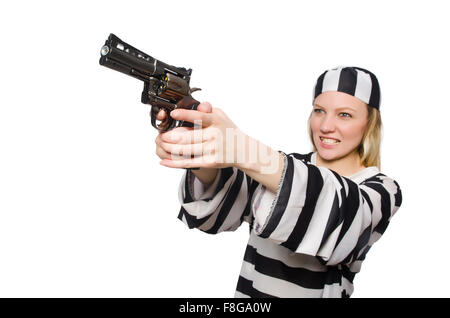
[99, 34, 192, 83]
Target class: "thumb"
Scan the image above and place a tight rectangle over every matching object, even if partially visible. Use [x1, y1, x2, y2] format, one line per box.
[196, 102, 212, 113]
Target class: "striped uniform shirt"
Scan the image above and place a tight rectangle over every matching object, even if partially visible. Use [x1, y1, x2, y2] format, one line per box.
[177, 151, 402, 298]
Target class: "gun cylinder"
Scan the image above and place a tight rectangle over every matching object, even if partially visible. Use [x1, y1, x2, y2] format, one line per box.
[165, 73, 190, 95]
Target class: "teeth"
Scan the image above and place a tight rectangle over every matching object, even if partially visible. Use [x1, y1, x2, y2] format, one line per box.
[320, 137, 340, 144]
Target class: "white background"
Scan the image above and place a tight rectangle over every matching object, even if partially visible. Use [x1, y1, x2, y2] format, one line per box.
[0, 0, 448, 297]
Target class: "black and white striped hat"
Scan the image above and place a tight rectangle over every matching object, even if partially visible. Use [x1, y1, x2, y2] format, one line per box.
[313, 66, 381, 110]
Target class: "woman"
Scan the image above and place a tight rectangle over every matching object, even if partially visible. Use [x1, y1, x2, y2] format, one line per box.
[155, 66, 402, 298]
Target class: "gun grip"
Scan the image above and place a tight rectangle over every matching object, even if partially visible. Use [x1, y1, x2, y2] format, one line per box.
[150, 102, 200, 171]
[179, 101, 200, 171]
[175, 98, 200, 170]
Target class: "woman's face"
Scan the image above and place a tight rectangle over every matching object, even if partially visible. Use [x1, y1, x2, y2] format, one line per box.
[310, 91, 368, 162]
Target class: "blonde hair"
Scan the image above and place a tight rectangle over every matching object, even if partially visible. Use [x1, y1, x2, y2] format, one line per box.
[307, 105, 382, 169]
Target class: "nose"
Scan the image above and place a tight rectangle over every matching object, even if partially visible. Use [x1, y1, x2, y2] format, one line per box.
[319, 115, 336, 133]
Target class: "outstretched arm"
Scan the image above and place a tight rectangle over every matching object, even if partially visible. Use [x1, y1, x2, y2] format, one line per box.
[156, 104, 285, 193]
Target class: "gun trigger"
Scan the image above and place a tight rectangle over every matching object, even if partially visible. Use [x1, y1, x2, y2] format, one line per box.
[190, 87, 201, 94]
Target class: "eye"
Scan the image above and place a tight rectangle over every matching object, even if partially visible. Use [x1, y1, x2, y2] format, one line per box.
[313, 108, 324, 113]
[340, 112, 352, 118]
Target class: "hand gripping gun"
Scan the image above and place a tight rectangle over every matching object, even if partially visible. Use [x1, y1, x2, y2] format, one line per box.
[99, 33, 201, 132]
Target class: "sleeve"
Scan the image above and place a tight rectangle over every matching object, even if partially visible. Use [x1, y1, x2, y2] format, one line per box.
[177, 167, 260, 234]
[252, 152, 403, 266]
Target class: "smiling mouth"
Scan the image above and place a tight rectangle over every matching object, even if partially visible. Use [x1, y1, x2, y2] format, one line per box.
[320, 137, 341, 144]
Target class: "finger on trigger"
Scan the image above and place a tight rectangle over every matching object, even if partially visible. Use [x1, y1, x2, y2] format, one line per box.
[171, 109, 212, 127]
[156, 109, 166, 120]
[197, 102, 212, 113]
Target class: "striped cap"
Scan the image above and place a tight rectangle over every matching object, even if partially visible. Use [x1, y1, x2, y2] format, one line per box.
[313, 66, 381, 110]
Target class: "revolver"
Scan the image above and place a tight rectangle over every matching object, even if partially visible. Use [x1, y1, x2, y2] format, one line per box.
[99, 33, 201, 132]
